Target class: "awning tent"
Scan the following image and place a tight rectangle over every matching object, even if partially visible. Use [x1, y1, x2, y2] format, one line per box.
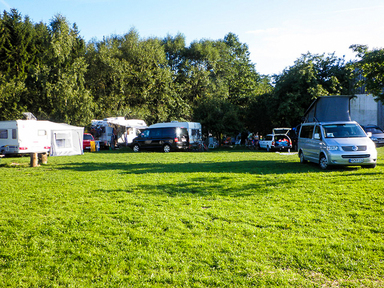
[49, 122, 84, 156]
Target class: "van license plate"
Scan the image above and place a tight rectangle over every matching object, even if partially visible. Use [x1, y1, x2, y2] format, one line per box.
[349, 159, 364, 163]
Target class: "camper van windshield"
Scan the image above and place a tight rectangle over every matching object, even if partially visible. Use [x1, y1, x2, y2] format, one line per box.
[323, 124, 366, 138]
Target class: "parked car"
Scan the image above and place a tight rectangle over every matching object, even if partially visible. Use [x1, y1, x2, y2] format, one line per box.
[298, 121, 377, 169]
[361, 125, 384, 147]
[83, 133, 95, 150]
[258, 128, 292, 152]
[130, 126, 189, 152]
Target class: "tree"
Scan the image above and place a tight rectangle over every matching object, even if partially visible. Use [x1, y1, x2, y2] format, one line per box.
[350, 44, 384, 102]
[86, 29, 180, 124]
[269, 52, 353, 129]
[31, 14, 94, 126]
[193, 96, 242, 142]
[0, 9, 36, 120]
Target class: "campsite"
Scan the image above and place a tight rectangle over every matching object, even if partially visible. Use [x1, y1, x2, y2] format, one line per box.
[1, 147, 383, 287]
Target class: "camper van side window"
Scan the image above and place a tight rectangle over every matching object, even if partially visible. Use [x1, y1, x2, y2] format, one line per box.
[300, 125, 314, 139]
[12, 129, 16, 139]
[0, 129, 7, 139]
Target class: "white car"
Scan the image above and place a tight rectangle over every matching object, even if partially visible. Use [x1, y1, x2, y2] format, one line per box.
[259, 128, 292, 152]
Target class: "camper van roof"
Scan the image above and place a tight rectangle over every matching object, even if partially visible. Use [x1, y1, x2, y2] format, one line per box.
[303, 95, 353, 123]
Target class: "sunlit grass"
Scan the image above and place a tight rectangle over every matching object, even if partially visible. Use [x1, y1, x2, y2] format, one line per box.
[1, 148, 383, 287]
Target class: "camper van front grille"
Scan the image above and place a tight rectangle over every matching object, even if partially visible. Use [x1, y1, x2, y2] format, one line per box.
[341, 154, 370, 159]
[342, 146, 367, 151]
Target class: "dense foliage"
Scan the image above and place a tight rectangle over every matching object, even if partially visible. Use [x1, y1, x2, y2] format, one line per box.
[1, 9, 381, 136]
[350, 44, 384, 102]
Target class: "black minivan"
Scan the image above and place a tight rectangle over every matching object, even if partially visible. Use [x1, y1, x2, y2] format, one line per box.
[130, 127, 189, 152]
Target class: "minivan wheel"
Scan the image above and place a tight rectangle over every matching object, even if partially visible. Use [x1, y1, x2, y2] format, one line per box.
[319, 155, 328, 170]
[132, 144, 140, 152]
[299, 151, 307, 163]
[163, 144, 171, 153]
[363, 163, 376, 169]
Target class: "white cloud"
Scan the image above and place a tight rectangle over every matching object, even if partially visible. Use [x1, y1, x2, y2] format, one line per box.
[0, 0, 11, 10]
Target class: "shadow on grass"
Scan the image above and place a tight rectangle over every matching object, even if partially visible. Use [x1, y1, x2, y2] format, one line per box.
[94, 175, 297, 197]
[55, 158, 362, 175]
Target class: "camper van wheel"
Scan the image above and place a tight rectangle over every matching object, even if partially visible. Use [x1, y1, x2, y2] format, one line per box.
[163, 144, 171, 153]
[132, 144, 140, 152]
[299, 151, 307, 163]
[319, 155, 329, 170]
[363, 163, 376, 169]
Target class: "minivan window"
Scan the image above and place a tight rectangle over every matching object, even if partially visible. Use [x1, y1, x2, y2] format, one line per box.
[150, 128, 162, 138]
[162, 128, 174, 138]
[300, 125, 314, 139]
[323, 124, 366, 138]
[314, 125, 321, 140]
[141, 130, 150, 138]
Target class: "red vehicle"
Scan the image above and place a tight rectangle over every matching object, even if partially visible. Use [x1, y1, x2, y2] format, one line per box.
[83, 133, 95, 150]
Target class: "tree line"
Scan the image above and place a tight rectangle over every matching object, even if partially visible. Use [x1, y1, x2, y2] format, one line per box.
[1, 9, 383, 138]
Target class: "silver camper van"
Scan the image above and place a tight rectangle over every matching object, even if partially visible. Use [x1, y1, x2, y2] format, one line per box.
[298, 121, 377, 169]
[298, 96, 378, 169]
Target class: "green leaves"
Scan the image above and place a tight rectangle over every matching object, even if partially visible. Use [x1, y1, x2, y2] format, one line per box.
[351, 45, 384, 102]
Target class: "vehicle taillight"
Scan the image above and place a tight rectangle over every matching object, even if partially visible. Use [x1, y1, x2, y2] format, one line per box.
[272, 141, 275, 146]
[44, 146, 51, 149]
[174, 138, 179, 143]
[19, 147, 28, 150]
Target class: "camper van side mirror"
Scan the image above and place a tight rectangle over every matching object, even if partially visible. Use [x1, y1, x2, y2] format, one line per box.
[367, 132, 372, 137]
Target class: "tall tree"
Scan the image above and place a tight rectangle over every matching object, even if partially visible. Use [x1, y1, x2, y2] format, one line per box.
[269, 52, 353, 129]
[31, 14, 93, 125]
[0, 9, 35, 120]
[350, 44, 384, 102]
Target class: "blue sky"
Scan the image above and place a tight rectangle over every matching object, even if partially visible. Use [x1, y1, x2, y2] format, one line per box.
[2, 0, 384, 75]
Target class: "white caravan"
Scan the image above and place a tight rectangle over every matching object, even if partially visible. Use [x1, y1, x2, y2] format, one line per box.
[91, 117, 147, 148]
[149, 121, 202, 147]
[0, 120, 83, 156]
[0, 120, 51, 155]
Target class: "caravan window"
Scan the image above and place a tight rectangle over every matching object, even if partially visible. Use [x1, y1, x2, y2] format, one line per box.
[191, 129, 201, 141]
[0, 129, 8, 139]
[54, 132, 72, 148]
[38, 130, 47, 136]
[12, 129, 16, 139]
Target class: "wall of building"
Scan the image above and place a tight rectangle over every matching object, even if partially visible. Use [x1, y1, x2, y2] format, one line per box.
[350, 94, 384, 127]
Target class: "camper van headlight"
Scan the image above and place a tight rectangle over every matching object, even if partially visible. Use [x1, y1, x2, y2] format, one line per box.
[327, 145, 339, 151]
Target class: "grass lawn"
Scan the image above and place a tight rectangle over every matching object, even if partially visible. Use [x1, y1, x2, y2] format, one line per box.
[1, 147, 383, 287]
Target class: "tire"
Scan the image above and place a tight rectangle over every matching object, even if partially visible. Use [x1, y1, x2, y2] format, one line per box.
[319, 154, 329, 170]
[363, 163, 376, 169]
[132, 144, 140, 152]
[163, 144, 171, 153]
[299, 151, 307, 163]
[266, 146, 270, 152]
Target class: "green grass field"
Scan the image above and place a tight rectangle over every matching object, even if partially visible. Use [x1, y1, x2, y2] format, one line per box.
[1, 147, 383, 287]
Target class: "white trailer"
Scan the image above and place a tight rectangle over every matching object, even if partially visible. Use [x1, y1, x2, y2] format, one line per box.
[0, 120, 84, 156]
[0, 120, 51, 155]
[149, 121, 202, 147]
[91, 117, 147, 148]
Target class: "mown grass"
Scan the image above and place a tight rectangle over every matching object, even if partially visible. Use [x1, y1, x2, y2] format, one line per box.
[1, 147, 383, 287]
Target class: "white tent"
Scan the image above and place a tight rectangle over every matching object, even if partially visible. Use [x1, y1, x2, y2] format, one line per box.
[49, 122, 84, 156]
